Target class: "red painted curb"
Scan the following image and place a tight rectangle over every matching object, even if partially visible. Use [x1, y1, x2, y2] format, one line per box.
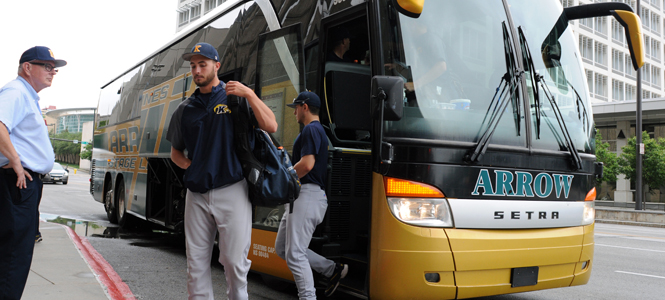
[60, 224, 136, 300]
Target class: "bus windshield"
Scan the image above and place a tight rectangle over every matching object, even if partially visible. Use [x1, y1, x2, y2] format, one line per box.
[383, 0, 593, 153]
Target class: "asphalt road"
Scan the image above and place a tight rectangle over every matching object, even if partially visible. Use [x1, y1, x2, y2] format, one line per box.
[39, 170, 665, 299]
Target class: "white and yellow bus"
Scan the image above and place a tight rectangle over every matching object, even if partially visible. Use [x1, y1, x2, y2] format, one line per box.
[90, 0, 644, 298]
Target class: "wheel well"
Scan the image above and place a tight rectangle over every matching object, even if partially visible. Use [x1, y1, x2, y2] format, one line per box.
[114, 174, 125, 203]
[115, 174, 124, 191]
[104, 173, 112, 193]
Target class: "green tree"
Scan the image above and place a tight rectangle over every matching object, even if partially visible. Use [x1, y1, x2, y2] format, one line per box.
[51, 130, 83, 164]
[617, 131, 665, 197]
[80, 143, 93, 160]
[594, 131, 619, 188]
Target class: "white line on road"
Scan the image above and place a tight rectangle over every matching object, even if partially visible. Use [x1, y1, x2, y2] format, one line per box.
[596, 243, 665, 253]
[615, 271, 665, 280]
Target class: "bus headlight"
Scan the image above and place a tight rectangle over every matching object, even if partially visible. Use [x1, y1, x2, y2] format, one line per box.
[387, 198, 454, 227]
[582, 201, 595, 225]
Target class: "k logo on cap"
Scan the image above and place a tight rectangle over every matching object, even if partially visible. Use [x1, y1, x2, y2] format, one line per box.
[182, 43, 219, 62]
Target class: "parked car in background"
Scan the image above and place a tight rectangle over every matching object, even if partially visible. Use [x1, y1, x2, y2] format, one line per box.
[43, 162, 69, 184]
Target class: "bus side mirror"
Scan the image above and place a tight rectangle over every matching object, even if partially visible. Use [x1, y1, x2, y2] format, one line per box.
[392, 0, 424, 18]
[556, 3, 644, 70]
[371, 76, 404, 121]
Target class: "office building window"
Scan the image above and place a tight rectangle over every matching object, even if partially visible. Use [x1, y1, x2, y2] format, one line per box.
[595, 73, 608, 100]
[217, 0, 227, 5]
[642, 7, 651, 28]
[652, 40, 661, 61]
[560, 0, 575, 7]
[612, 49, 625, 73]
[580, 35, 594, 63]
[652, 65, 661, 87]
[612, 19, 625, 45]
[642, 63, 652, 84]
[594, 41, 608, 66]
[178, 10, 190, 26]
[594, 17, 607, 36]
[612, 79, 625, 101]
[205, 0, 216, 13]
[625, 53, 635, 77]
[626, 84, 636, 100]
[652, 12, 661, 34]
[645, 35, 652, 57]
[643, 90, 651, 99]
[190, 5, 201, 21]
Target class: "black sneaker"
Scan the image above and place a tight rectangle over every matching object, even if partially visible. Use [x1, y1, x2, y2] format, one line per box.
[325, 263, 348, 297]
[35, 233, 43, 243]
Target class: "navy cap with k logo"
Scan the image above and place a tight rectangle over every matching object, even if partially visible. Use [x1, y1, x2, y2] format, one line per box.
[19, 46, 67, 67]
[182, 42, 219, 62]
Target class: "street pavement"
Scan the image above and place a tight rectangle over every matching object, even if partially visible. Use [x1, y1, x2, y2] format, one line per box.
[20, 168, 665, 300]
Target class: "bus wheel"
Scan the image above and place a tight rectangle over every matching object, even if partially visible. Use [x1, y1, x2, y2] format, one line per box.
[104, 178, 118, 224]
[115, 179, 127, 227]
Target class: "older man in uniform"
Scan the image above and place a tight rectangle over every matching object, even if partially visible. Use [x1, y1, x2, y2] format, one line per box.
[0, 46, 66, 300]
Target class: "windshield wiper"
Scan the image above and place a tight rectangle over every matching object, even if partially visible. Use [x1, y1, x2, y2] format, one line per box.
[520, 25, 583, 170]
[466, 22, 522, 163]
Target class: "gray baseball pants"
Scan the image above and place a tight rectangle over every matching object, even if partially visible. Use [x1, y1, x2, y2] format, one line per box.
[275, 183, 336, 300]
[185, 180, 252, 300]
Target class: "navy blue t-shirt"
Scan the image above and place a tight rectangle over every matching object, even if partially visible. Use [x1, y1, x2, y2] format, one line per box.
[166, 82, 253, 193]
[292, 121, 328, 189]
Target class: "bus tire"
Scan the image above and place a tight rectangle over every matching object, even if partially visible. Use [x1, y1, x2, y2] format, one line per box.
[115, 178, 127, 227]
[104, 177, 118, 224]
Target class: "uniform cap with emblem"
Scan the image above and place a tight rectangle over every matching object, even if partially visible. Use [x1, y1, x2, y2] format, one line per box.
[182, 42, 219, 62]
[287, 91, 321, 108]
[19, 46, 67, 67]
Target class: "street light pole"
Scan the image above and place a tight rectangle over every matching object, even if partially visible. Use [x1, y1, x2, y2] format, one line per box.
[636, 0, 643, 211]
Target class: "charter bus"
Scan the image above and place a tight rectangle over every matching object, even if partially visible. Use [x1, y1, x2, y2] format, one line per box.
[90, 0, 644, 298]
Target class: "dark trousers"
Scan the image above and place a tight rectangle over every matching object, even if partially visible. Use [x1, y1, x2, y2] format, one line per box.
[0, 169, 43, 300]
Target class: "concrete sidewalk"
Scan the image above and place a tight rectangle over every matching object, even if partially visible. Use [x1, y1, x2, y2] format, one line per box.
[596, 202, 665, 228]
[21, 222, 134, 300]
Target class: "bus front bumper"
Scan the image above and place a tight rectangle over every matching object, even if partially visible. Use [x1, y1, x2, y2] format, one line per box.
[369, 223, 594, 300]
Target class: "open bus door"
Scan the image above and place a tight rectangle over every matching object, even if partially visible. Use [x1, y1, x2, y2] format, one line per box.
[248, 22, 306, 281]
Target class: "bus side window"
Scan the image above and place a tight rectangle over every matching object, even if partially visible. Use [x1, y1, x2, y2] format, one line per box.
[323, 20, 372, 145]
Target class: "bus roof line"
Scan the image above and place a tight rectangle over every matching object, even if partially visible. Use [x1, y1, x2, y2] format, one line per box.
[101, 0, 246, 89]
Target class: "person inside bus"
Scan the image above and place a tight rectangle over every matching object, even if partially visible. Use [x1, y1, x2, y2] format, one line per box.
[166, 42, 278, 300]
[386, 20, 450, 107]
[276, 91, 348, 299]
[327, 27, 353, 63]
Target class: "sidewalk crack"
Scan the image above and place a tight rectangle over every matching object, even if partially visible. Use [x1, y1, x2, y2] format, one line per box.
[30, 269, 55, 285]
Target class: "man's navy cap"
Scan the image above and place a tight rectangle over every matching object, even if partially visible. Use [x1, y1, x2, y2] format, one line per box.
[182, 42, 219, 62]
[19, 46, 67, 67]
[287, 91, 321, 108]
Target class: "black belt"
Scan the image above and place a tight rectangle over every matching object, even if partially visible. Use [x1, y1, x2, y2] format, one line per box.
[1, 168, 45, 180]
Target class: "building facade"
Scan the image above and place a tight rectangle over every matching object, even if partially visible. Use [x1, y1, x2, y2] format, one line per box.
[44, 108, 96, 135]
[176, 0, 229, 32]
[562, 0, 665, 102]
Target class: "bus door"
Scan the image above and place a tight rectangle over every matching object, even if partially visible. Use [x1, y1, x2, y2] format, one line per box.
[249, 22, 307, 280]
[319, 4, 373, 295]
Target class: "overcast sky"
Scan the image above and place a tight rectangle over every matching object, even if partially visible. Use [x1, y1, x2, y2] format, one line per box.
[0, 0, 177, 110]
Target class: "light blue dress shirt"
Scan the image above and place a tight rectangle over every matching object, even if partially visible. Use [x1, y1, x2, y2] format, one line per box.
[0, 76, 54, 174]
